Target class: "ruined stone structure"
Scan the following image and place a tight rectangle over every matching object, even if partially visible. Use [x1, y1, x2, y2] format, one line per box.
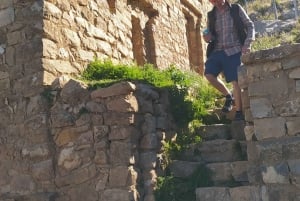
[0, 0, 209, 200]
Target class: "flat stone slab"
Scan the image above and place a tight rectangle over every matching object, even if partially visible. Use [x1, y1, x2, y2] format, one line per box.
[188, 140, 246, 163]
[195, 124, 231, 141]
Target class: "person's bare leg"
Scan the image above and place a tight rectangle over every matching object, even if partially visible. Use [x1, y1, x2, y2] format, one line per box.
[205, 74, 231, 96]
[232, 81, 242, 111]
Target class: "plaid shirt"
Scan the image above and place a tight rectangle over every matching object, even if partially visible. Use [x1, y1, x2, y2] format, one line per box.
[214, 5, 255, 56]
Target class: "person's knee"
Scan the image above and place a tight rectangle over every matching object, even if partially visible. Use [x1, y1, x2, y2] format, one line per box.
[205, 74, 215, 82]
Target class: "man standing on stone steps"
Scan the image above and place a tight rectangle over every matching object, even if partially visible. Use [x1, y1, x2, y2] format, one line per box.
[203, 0, 255, 120]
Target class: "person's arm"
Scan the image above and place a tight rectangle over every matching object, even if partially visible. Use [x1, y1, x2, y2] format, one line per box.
[238, 5, 255, 53]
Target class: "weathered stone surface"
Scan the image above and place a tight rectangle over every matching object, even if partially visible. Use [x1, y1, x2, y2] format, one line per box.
[140, 133, 158, 150]
[192, 140, 244, 163]
[287, 159, 300, 185]
[0, 7, 14, 27]
[262, 184, 300, 201]
[229, 186, 260, 201]
[110, 141, 134, 165]
[261, 162, 290, 184]
[196, 187, 230, 201]
[195, 124, 231, 140]
[141, 113, 156, 134]
[169, 160, 204, 178]
[106, 94, 138, 112]
[230, 121, 246, 140]
[103, 112, 135, 126]
[91, 82, 136, 99]
[21, 144, 50, 160]
[244, 125, 255, 141]
[109, 125, 140, 141]
[253, 117, 286, 140]
[108, 166, 131, 187]
[55, 164, 97, 187]
[286, 117, 300, 136]
[102, 189, 132, 201]
[248, 72, 288, 98]
[60, 79, 89, 105]
[250, 98, 273, 118]
[32, 160, 54, 181]
[58, 147, 81, 171]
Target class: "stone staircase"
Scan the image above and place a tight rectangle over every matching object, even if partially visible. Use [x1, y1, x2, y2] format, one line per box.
[169, 120, 255, 201]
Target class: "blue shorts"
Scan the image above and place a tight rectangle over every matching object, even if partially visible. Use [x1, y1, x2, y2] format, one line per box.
[204, 50, 242, 83]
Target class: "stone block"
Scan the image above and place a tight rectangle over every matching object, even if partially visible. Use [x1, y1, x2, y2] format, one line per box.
[230, 161, 249, 182]
[261, 162, 290, 184]
[194, 140, 245, 163]
[286, 117, 300, 136]
[248, 72, 288, 97]
[169, 160, 204, 178]
[289, 67, 300, 79]
[296, 80, 300, 92]
[108, 166, 130, 187]
[230, 121, 246, 140]
[140, 133, 158, 150]
[55, 164, 97, 187]
[253, 117, 286, 140]
[247, 164, 263, 184]
[238, 64, 248, 89]
[282, 136, 300, 160]
[262, 184, 300, 201]
[109, 125, 139, 141]
[250, 98, 273, 118]
[91, 81, 136, 99]
[287, 159, 300, 185]
[196, 187, 230, 201]
[244, 125, 254, 141]
[106, 94, 138, 112]
[229, 186, 261, 201]
[244, 107, 253, 122]
[102, 189, 132, 201]
[60, 79, 89, 105]
[195, 124, 231, 140]
[103, 112, 135, 126]
[282, 55, 300, 69]
[206, 162, 232, 183]
[110, 141, 134, 165]
[241, 88, 250, 108]
[0, 7, 14, 27]
[32, 160, 54, 181]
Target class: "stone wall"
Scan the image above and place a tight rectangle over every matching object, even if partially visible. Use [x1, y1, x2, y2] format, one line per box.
[42, 0, 210, 84]
[1, 1, 208, 200]
[49, 80, 175, 201]
[239, 44, 300, 199]
[0, 77, 176, 201]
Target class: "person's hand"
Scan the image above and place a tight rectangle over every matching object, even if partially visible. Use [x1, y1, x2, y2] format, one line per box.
[242, 45, 251, 54]
[203, 33, 212, 43]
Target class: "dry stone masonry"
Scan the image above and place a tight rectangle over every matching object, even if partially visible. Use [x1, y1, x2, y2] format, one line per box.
[2, 0, 300, 201]
[0, 0, 209, 200]
[238, 44, 300, 200]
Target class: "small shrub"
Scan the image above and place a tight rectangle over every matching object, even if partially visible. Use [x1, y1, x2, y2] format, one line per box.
[80, 59, 223, 127]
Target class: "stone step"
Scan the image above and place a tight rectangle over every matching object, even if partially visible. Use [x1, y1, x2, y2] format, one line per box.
[195, 186, 261, 201]
[169, 160, 248, 186]
[194, 121, 246, 141]
[180, 139, 247, 163]
[206, 161, 249, 186]
[194, 124, 231, 141]
[195, 184, 300, 201]
[168, 160, 205, 178]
